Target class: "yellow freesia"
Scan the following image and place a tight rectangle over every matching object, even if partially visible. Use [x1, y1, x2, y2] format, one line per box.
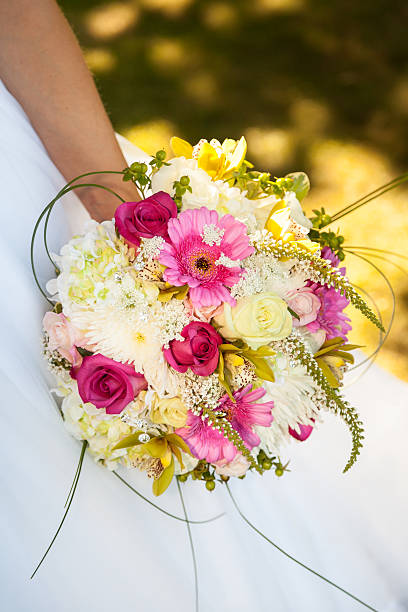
[265, 200, 320, 254]
[170, 135, 247, 181]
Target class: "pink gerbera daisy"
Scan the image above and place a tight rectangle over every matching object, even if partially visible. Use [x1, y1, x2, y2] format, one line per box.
[176, 385, 274, 463]
[158, 207, 254, 309]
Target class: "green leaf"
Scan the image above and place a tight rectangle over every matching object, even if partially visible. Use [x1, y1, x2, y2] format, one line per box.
[158, 284, 189, 302]
[112, 431, 144, 450]
[316, 359, 339, 388]
[152, 457, 174, 496]
[217, 352, 236, 402]
[242, 346, 275, 359]
[247, 356, 275, 382]
[76, 346, 94, 357]
[170, 444, 184, 470]
[333, 350, 355, 364]
[219, 343, 242, 353]
[286, 172, 310, 201]
[287, 306, 300, 321]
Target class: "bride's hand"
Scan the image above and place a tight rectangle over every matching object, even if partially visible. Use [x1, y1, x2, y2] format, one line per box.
[0, 0, 141, 222]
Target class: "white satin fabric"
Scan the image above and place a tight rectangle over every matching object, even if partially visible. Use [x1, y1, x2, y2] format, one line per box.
[1, 78, 407, 612]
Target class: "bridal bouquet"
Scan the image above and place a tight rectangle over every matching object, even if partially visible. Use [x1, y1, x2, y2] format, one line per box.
[40, 136, 383, 497]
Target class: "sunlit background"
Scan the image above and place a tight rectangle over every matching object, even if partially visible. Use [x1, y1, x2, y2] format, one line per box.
[60, 0, 408, 380]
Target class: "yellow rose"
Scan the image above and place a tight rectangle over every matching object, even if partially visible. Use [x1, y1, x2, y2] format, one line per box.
[150, 395, 188, 428]
[214, 293, 292, 349]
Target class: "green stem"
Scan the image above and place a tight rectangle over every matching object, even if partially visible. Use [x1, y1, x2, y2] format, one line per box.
[42, 182, 125, 269]
[177, 479, 199, 612]
[343, 246, 408, 261]
[31, 441, 87, 579]
[343, 250, 395, 363]
[226, 483, 378, 612]
[112, 471, 225, 525]
[31, 170, 126, 301]
[324, 174, 408, 226]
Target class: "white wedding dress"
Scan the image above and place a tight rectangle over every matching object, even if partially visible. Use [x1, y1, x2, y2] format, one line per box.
[1, 77, 408, 612]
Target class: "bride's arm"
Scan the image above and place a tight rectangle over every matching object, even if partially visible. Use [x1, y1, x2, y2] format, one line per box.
[0, 0, 140, 221]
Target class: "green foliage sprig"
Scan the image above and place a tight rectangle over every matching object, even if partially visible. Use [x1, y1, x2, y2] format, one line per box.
[122, 150, 169, 198]
[276, 334, 364, 472]
[172, 175, 192, 210]
[254, 234, 384, 332]
[232, 161, 294, 199]
[309, 208, 346, 261]
[201, 405, 262, 474]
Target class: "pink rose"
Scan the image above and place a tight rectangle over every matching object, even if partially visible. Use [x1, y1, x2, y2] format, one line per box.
[289, 422, 314, 441]
[286, 287, 321, 326]
[163, 321, 222, 376]
[114, 191, 178, 247]
[214, 453, 250, 477]
[43, 311, 83, 367]
[71, 354, 147, 414]
[183, 297, 224, 323]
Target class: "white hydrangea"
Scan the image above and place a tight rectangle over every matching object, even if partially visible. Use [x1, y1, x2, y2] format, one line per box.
[53, 219, 130, 315]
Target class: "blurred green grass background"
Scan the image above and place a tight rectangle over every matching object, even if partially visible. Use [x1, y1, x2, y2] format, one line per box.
[60, 0, 408, 380]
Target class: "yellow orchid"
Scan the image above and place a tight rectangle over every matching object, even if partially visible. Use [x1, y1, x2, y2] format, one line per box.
[264, 200, 320, 254]
[170, 135, 247, 181]
[113, 432, 192, 496]
[314, 337, 361, 388]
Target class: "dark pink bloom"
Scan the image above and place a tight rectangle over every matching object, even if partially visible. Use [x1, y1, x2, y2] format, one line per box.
[306, 283, 352, 341]
[71, 354, 147, 415]
[321, 246, 340, 267]
[321, 246, 346, 276]
[158, 207, 254, 308]
[289, 423, 314, 441]
[114, 191, 177, 247]
[304, 247, 351, 340]
[163, 321, 222, 376]
[176, 385, 274, 463]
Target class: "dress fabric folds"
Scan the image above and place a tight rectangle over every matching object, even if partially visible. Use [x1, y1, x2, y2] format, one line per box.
[0, 78, 407, 612]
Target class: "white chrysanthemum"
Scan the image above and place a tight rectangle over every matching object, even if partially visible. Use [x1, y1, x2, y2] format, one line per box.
[70, 305, 165, 388]
[255, 354, 321, 453]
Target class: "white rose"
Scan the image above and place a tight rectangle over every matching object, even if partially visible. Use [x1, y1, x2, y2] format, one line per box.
[151, 156, 219, 210]
[214, 292, 292, 349]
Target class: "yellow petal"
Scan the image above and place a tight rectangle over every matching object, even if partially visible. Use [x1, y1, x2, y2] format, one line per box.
[265, 207, 291, 238]
[152, 458, 174, 496]
[197, 142, 224, 178]
[160, 444, 173, 468]
[142, 437, 167, 458]
[229, 354, 244, 366]
[295, 239, 321, 254]
[170, 136, 193, 159]
[222, 136, 247, 177]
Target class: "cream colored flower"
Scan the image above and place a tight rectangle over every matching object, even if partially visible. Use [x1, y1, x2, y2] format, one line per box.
[150, 395, 188, 428]
[214, 292, 292, 349]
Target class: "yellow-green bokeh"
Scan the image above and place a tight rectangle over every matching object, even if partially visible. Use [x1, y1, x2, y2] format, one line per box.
[61, 0, 408, 380]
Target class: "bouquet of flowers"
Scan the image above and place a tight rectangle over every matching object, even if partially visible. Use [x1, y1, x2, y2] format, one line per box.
[32, 136, 394, 609]
[40, 135, 384, 492]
